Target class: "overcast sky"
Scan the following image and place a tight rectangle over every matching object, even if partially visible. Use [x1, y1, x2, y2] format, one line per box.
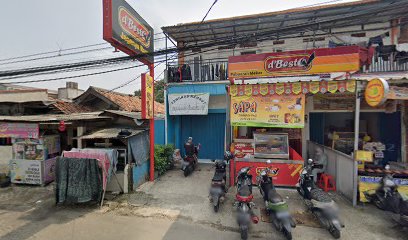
[0, 0, 357, 94]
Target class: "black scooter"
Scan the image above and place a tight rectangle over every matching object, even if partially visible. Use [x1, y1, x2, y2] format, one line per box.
[235, 167, 259, 240]
[182, 143, 200, 177]
[257, 160, 296, 240]
[364, 165, 408, 227]
[296, 159, 344, 239]
[209, 151, 232, 212]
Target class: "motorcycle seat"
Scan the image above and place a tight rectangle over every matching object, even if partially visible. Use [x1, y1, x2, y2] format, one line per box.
[238, 185, 251, 197]
[311, 188, 332, 203]
[212, 172, 225, 182]
[267, 189, 284, 204]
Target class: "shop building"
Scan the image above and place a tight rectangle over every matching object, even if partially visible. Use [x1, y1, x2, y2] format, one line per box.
[162, 0, 408, 206]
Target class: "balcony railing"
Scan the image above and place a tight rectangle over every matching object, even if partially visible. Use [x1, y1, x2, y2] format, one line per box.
[363, 47, 408, 73]
[167, 59, 228, 83]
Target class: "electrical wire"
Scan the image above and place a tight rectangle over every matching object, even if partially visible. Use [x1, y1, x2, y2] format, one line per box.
[201, 0, 219, 23]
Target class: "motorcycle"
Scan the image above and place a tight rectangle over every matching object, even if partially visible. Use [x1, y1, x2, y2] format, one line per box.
[364, 165, 408, 227]
[182, 142, 200, 177]
[209, 151, 232, 212]
[257, 160, 296, 240]
[235, 166, 259, 240]
[296, 159, 344, 239]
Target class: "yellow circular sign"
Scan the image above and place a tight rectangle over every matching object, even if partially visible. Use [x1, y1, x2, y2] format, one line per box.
[365, 78, 389, 107]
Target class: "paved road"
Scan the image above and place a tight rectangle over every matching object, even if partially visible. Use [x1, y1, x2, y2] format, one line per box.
[0, 163, 407, 240]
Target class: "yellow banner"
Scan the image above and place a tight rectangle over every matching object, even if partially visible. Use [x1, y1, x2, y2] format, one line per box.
[231, 94, 305, 128]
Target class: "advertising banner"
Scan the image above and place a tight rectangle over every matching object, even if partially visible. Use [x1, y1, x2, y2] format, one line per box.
[359, 176, 408, 202]
[9, 159, 42, 185]
[103, 0, 154, 64]
[235, 161, 303, 186]
[0, 123, 39, 138]
[141, 73, 154, 119]
[230, 94, 305, 128]
[168, 93, 210, 115]
[228, 46, 363, 79]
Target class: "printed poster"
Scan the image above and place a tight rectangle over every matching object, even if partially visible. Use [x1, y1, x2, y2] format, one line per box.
[230, 94, 305, 128]
[9, 159, 42, 185]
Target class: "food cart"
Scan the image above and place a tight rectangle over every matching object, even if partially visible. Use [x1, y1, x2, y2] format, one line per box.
[228, 87, 305, 187]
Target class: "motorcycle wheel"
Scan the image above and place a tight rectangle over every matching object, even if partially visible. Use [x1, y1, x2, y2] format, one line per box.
[240, 226, 248, 240]
[283, 228, 292, 240]
[296, 187, 304, 197]
[184, 169, 189, 177]
[329, 227, 341, 239]
[214, 203, 219, 213]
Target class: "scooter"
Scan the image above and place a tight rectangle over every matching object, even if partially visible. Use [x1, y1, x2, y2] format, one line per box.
[364, 165, 408, 227]
[257, 160, 296, 240]
[296, 159, 344, 239]
[209, 151, 232, 212]
[182, 143, 200, 177]
[235, 166, 259, 240]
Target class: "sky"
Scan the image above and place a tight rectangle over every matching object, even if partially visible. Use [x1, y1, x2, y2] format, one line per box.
[0, 0, 358, 94]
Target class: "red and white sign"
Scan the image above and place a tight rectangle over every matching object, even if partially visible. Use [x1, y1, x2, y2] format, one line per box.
[264, 53, 315, 74]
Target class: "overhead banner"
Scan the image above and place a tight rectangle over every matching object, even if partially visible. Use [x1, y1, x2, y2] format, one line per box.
[103, 0, 154, 64]
[0, 123, 39, 138]
[228, 46, 364, 79]
[229, 80, 355, 96]
[141, 73, 154, 119]
[230, 94, 305, 128]
[168, 93, 210, 115]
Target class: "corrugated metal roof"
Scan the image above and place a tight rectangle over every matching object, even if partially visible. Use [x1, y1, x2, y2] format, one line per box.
[162, 0, 408, 43]
[0, 112, 109, 122]
[103, 110, 165, 119]
[77, 128, 145, 139]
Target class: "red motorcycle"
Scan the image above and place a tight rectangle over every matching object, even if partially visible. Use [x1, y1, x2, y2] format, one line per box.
[235, 167, 259, 240]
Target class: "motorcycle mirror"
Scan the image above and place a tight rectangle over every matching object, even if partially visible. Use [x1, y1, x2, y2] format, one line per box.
[385, 165, 390, 171]
[307, 159, 313, 165]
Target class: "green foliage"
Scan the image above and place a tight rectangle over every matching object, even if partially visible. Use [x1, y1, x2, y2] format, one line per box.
[154, 144, 175, 175]
[134, 79, 165, 103]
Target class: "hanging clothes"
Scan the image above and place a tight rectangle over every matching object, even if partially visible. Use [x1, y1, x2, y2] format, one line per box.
[220, 64, 226, 80]
[215, 64, 219, 80]
[56, 157, 103, 204]
[211, 65, 215, 80]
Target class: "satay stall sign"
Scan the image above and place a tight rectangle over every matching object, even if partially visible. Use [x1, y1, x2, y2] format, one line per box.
[103, 0, 154, 64]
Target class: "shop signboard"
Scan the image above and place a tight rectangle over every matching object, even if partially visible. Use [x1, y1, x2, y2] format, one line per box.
[230, 94, 305, 128]
[359, 176, 408, 202]
[235, 160, 303, 186]
[103, 0, 154, 64]
[141, 73, 154, 119]
[364, 78, 389, 107]
[0, 123, 39, 138]
[228, 46, 363, 79]
[387, 86, 408, 100]
[168, 93, 210, 115]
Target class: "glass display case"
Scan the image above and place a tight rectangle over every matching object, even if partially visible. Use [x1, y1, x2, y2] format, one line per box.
[253, 133, 289, 159]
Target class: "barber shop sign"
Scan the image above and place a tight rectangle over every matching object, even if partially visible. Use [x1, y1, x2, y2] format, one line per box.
[168, 93, 210, 115]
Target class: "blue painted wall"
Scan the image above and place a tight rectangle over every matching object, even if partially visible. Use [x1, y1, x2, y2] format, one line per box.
[132, 161, 149, 188]
[154, 119, 165, 145]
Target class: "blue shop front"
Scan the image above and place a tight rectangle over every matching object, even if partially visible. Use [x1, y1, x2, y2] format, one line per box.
[166, 83, 227, 160]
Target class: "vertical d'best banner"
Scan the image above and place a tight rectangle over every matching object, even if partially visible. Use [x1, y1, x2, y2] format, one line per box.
[141, 73, 154, 119]
[230, 94, 305, 128]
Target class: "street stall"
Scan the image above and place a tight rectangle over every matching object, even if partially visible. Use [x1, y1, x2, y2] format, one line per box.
[226, 46, 370, 193]
[0, 122, 60, 185]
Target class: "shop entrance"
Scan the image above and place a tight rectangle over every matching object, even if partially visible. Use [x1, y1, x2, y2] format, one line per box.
[180, 113, 226, 160]
[309, 111, 401, 163]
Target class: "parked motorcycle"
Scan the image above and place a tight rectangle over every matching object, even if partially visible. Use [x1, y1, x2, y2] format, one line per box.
[209, 151, 232, 212]
[364, 165, 408, 227]
[257, 160, 296, 240]
[235, 166, 259, 240]
[182, 138, 200, 177]
[296, 159, 344, 239]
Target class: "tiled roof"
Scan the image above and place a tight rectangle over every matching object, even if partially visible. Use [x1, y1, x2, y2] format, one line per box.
[52, 100, 93, 114]
[92, 87, 165, 114]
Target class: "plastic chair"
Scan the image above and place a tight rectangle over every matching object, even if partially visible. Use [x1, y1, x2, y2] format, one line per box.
[317, 173, 336, 192]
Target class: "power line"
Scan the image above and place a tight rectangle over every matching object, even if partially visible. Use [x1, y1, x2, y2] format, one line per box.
[201, 0, 219, 23]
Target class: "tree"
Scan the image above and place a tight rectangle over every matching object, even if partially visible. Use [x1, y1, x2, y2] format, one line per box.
[134, 79, 165, 103]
